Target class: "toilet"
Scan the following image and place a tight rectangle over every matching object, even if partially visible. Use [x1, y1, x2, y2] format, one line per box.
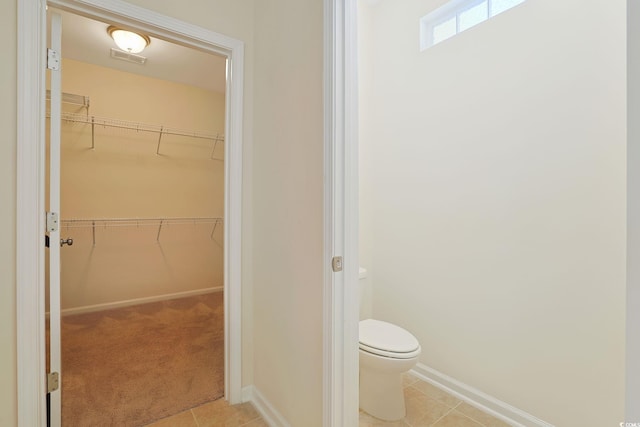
[359, 319, 421, 421]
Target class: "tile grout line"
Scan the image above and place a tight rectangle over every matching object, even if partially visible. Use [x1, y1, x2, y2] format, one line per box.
[190, 408, 200, 427]
[428, 405, 456, 427]
[238, 416, 262, 427]
[236, 403, 262, 427]
[431, 403, 488, 427]
[423, 398, 464, 427]
[450, 401, 492, 427]
[458, 409, 488, 427]
[402, 384, 417, 427]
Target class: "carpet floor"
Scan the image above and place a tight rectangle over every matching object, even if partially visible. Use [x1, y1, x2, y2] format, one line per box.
[59, 292, 224, 426]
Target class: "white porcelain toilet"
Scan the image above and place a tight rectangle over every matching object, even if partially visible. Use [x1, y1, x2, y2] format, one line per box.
[359, 318, 421, 421]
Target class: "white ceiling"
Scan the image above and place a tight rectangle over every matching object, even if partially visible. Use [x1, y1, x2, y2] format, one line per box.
[52, 8, 227, 93]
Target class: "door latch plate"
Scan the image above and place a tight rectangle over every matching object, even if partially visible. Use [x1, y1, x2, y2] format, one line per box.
[331, 256, 343, 272]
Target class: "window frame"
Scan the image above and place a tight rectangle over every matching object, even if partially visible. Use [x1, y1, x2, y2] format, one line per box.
[420, 0, 525, 50]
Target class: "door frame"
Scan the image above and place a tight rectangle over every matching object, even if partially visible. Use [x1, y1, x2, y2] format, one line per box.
[323, 0, 360, 425]
[16, 0, 245, 424]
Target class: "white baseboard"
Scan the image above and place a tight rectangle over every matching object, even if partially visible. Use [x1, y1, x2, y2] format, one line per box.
[59, 287, 222, 316]
[241, 385, 253, 403]
[411, 363, 554, 427]
[242, 385, 291, 427]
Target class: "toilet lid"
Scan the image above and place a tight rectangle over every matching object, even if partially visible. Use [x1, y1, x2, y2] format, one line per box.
[359, 319, 420, 354]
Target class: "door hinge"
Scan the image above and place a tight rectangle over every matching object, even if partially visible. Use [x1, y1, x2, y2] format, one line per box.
[47, 212, 59, 233]
[331, 256, 343, 272]
[47, 372, 59, 393]
[47, 48, 60, 71]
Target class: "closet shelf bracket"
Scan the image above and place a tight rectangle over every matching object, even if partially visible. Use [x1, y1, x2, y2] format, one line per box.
[91, 116, 95, 149]
[210, 220, 219, 240]
[156, 127, 164, 155]
[210, 134, 223, 160]
[156, 220, 164, 242]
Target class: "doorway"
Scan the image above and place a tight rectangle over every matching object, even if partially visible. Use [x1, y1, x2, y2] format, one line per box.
[46, 8, 229, 424]
[17, 0, 245, 424]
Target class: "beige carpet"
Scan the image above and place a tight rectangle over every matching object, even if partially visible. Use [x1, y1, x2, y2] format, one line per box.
[60, 292, 224, 426]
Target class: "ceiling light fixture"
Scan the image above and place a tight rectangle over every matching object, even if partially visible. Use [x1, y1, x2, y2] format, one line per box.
[107, 26, 150, 54]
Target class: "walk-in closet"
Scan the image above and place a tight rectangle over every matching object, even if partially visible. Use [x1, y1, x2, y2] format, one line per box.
[46, 9, 227, 425]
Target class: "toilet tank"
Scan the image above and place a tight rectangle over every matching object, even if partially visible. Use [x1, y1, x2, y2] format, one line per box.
[359, 267, 373, 320]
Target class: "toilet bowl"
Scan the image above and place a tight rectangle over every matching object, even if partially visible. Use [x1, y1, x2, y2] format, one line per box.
[359, 319, 421, 421]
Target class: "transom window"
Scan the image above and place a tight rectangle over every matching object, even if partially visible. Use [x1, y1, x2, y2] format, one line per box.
[420, 0, 526, 50]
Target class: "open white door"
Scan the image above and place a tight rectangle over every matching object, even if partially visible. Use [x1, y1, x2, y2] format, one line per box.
[47, 10, 62, 427]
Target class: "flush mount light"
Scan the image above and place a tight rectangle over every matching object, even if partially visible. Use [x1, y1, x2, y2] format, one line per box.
[107, 26, 150, 54]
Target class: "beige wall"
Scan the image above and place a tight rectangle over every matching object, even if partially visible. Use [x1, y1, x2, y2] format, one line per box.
[54, 59, 225, 310]
[0, 1, 17, 425]
[252, 0, 325, 425]
[359, 0, 626, 425]
[358, 1, 375, 320]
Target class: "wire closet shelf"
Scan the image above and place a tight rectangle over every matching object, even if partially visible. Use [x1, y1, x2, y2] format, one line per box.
[60, 112, 225, 158]
[46, 90, 91, 110]
[61, 217, 223, 228]
[47, 91, 224, 158]
[60, 217, 224, 244]
[61, 112, 223, 142]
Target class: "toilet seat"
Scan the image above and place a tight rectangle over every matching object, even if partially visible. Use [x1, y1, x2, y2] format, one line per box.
[359, 319, 421, 359]
[359, 343, 421, 359]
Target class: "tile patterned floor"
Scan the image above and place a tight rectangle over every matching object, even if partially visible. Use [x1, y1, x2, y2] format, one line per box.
[360, 373, 511, 427]
[144, 399, 267, 427]
[146, 373, 510, 427]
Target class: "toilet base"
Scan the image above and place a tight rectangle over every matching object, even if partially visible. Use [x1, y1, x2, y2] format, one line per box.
[359, 370, 405, 421]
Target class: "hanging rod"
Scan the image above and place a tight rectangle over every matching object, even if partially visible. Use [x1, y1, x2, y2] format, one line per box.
[60, 112, 224, 143]
[46, 90, 90, 109]
[61, 217, 223, 245]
